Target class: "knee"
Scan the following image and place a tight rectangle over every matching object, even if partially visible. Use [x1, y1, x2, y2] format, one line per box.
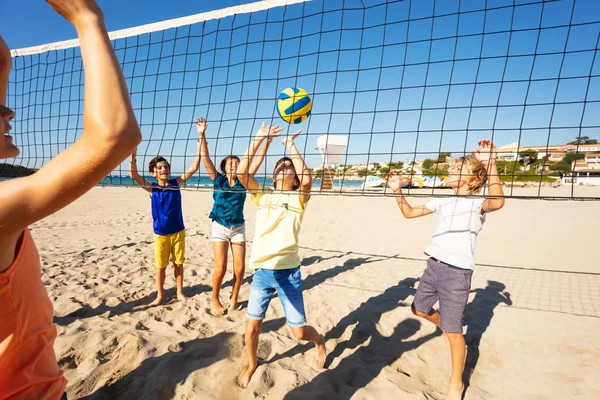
[291, 326, 308, 341]
[246, 321, 262, 337]
[411, 305, 426, 318]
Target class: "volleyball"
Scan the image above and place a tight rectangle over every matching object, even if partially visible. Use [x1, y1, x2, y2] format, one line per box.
[276, 87, 312, 124]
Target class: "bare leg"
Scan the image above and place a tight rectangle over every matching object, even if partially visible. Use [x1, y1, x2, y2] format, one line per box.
[211, 241, 229, 316]
[173, 264, 189, 302]
[237, 319, 262, 388]
[150, 268, 166, 306]
[445, 332, 466, 400]
[290, 325, 327, 368]
[229, 242, 246, 311]
[412, 306, 448, 347]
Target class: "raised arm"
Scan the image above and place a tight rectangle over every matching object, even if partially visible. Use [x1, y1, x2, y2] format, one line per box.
[282, 130, 312, 204]
[177, 116, 206, 185]
[0, 0, 142, 234]
[248, 137, 272, 176]
[238, 122, 283, 192]
[0, 37, 10, 106]
[129, 149, 152, 192]
[387, 171, 433, 219]
[475, 140, 505, 213]
[196, 117, 218, 181]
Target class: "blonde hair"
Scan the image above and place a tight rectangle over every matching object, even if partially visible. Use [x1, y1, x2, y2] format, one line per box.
[452, 155, 487, 195]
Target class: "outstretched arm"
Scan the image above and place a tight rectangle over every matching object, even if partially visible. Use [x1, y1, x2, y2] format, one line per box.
[0, 37, 10, 105]
[238, 122, 283, 192]
[282, 130, 312, 204]
[196, 117, 218, 181]
[248, 137, 272, 176]
[177, 116, 206, 185]
[0, 0, 142, 234]
[475, 140, 505, 213]
[387, 171, 433, 219]
[129, 149, 152, 192]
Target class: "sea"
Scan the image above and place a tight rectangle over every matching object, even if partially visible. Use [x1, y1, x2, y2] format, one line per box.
[99, 175, 367, 190]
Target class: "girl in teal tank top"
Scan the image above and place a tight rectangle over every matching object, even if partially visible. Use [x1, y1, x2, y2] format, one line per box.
[196, 118, 273, 316]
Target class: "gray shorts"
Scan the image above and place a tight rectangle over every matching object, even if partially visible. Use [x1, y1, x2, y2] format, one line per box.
[413, 257, 473, 333]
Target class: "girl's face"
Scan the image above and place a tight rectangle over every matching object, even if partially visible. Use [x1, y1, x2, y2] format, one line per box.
[0, 104, 18, 160]
[445, 160, 468, 188]
[225, 157, 239, 176]
[273, 159, 297, 186]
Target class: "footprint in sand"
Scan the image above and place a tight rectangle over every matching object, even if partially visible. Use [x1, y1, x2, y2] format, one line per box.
[257, 339, 272, 361]
[58, 353, 81, 370]
[168, 342, 184, 353]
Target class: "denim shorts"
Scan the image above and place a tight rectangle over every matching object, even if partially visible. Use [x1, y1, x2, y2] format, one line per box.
[412, 257, 473, 333]
[246, 267, 307, 328]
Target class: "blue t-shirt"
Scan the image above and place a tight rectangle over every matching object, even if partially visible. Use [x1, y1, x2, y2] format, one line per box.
[209, 174, 246, 228]
[151, 179, 185, 235]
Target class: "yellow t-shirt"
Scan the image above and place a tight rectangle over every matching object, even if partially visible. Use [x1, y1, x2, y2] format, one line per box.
[250, 189, 305, 270]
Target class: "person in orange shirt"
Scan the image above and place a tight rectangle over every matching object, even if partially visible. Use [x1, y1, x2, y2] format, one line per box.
[0, 1, 142, 399]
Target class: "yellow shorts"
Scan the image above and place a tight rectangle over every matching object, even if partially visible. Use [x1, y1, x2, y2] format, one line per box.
[154, 230, 185, 269]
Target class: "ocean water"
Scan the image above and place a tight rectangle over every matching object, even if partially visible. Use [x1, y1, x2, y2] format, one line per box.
[99, 175, 367, 190]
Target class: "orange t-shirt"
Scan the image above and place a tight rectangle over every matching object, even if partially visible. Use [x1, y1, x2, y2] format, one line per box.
[0, 229, 66, 400]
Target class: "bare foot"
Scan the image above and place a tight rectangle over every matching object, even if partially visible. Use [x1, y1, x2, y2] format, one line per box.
[228, 301, 242, 312]
[149, 295, 164, 307]
[237, 364, 257, 388]
[446, 383, 464, 400]
[211, 300, 227, 316]
[177, 293, 190, 303]
[315, 334, 326, 368]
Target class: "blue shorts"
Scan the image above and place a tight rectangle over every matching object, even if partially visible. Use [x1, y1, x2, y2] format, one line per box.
[246, 267, 307, 328]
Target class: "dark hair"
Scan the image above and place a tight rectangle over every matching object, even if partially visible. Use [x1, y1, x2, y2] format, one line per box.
[149, 156, 170, 173]
[220, 155, 240, 174]
[273, 157, 300, 190]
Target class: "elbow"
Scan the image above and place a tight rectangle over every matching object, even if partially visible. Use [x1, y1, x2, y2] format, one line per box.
[92, 116, 142, 152]
[493, 199, 505, 211]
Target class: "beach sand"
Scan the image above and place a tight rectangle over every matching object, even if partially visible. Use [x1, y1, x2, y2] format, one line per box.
[32, 186, 600, 400]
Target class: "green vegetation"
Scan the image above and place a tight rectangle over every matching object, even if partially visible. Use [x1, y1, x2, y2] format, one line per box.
[567, 136, 598, 145]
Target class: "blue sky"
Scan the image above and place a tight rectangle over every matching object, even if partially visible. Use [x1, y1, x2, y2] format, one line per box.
[4, 0, 600, 177]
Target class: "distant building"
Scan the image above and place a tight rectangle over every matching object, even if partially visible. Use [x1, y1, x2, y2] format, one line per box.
[562, 153, 600, 185]
[497, 142, 600, 163]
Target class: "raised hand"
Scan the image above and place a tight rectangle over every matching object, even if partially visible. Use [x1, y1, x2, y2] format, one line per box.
[195, 116, 207, 136]
[474, 139, 497, 165]
[129, 148, 137, 163]
[387, 170, 404, 193]
[256, 121, 284, 140]
[282, 129, 302, 146]
[46, 0, 104, 26]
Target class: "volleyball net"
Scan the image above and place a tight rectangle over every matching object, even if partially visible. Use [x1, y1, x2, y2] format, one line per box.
[5, 0, 600, 199]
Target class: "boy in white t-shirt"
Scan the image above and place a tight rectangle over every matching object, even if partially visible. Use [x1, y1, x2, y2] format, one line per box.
[387, 140, 504, 400]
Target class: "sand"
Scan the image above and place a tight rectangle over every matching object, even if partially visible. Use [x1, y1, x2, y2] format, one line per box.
[30, 186, 600, 400]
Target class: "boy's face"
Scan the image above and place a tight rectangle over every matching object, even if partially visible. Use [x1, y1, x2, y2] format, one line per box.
[273, 159, 298, 187]
[151, 161, 171, 180]
[0, 104, 18, 160]
[445, 160, 468, 188]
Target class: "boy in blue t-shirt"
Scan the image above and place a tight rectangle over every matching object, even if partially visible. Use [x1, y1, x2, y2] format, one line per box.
[129, 117, 206, 306]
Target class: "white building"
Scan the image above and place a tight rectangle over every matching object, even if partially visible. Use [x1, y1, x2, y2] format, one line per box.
[562, 153, 600, 186]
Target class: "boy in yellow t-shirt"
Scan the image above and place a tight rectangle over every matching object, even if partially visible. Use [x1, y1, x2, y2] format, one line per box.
[235, 122, 326, 388]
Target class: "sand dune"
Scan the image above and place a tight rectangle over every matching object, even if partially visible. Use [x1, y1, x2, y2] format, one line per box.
[31, 186, 600, 399]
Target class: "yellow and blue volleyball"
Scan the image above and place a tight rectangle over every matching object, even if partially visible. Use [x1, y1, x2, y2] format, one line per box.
[277, 87, 312, 124]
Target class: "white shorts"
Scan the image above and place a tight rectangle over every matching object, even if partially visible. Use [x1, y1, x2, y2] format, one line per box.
[211, 221, 246, 243]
